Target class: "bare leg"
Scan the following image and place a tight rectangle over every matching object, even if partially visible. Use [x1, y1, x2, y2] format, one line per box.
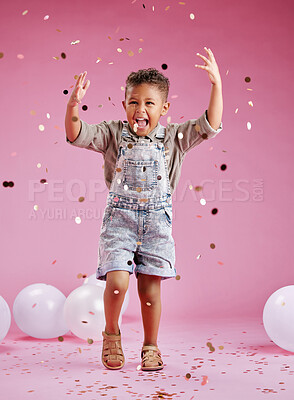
[104, 270, 129, 335]
[137, 273, 162, 346]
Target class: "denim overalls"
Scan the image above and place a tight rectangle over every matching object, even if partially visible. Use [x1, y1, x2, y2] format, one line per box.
[96, 123, 176, 280]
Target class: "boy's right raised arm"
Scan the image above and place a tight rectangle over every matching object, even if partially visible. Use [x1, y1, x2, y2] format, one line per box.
[65, 71, 90, 143]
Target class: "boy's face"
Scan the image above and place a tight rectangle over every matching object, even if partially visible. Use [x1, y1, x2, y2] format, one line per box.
[122, 84, 170, 136]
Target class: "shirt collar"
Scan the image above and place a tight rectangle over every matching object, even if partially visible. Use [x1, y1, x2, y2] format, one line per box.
[127, 122, 162, 142]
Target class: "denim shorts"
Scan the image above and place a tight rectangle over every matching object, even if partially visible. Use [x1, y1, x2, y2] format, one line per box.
[96, 204, 176, 280]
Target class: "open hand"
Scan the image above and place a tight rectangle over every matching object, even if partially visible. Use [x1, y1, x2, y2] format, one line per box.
[195, 47, 221, 86]
[68, 71, 90, 107]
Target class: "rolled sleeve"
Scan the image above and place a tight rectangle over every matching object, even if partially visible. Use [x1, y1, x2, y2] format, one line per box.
[66, 120, 119, 154]
[169, 110, 223, 154]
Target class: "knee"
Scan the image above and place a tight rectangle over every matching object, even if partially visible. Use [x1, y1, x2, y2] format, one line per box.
[105, 271, 129, 296]
[138, 275, 161, 301]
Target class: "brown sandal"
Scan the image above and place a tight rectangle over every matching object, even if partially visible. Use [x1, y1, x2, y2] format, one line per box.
[141, 344, 164, 371]
[101, 330, 125, 370]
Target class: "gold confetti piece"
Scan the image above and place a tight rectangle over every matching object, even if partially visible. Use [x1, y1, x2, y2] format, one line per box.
[179, 1, 186, 4]
[138, 48, 143, 53]
[195, 185, 202, 191]
[282, 302, 285, 306]
[248, 101, 253, 107]
[146, 302, 151, 306]
[81, 321, 88, 324]
[0, 52, 4, 59]
[136, 241, 142, 245]
[22, 10, 29, 15]
[98, 104, 103, 108]
[136, 187, 142, 192]
[195, 124, 201, 132]
[77, 273, 83, 279]
[75, 216, 81, 224]
[38, 124, 45, 131]
[78, 348, 82, 353]
[128, 50, 134, 57]
[96, 57, 102, 63]
[30, 110, 36, 115]
[210, 243, 216, 249]
[71, 40, 80, 45]
[189, 184, 193, 190]
[219, 345, 224, 350]
[247, 88, 253, 91]
[190, 13, 195, 20]
[245, 76, 251, 83]
[165, 6, 170, 11]
[58, 336, 64, 342]
[114, 290, 120, 294]
[53, 56, 59, 60]
[247, 121, 252, 130]
[87, 338, 94, 344]
[175, 275, 181, 280]
[108, 36, 112, 40]
[117, 48, 122, 53]
[185, 373, 191, 379]
[56, 29, 61, 32]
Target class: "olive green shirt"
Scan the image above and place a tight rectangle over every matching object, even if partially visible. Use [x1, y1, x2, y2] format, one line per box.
[66, 110, 222, 194]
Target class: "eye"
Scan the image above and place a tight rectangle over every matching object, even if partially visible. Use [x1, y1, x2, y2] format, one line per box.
[129, 101, 138, 104]
[146, 101, 154, 105]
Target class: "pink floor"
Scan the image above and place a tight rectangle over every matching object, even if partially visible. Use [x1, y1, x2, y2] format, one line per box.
[1, 317, 294, 399]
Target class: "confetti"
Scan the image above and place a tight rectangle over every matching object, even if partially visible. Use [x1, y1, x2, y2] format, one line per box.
[71, 40, 80, 45]
[201, 376, 208, 385]
[40, 178, 47, 184]
[138, 48, 143, 53]
[82, 105, 88, 111]
[75, 216, 81, 224]
[185, 373, 191, 379]
[161, 63, 168, 70]
[235, 108, 239, 113]
[178, 132, 183, 139]
[128, 50, 134, 57]
[33, 205, 38, 211]
[196, 254, 201, 259]
[248, 101, 253, 107]
[46, 113, 50, 119]
[61, 52, 66, 59]
[200, 198, 206, 205]
[44, 15, 49, 20]
[38, 124, 45, 132]
[96, 57, 102, 63]
[57, 336, 64, 342]
[195, 186, 202, 191]
[206, 342, 215, 352]
[190, 13, 195, 20]
[210, 243, 216, 249]
[220, 164, 227, 171]
[63, 89, 68, 95]
[37, 163, 41, 168]
[17, 54, 24, 59]
[87, 338, 93, 344]
[117, 48, 122, 53]
[78, 196, 85, 202]
[245, 76, 251, 83]
[146, 302, 151, 306]
[211, 208, 218, 215]
[175, 275, 181, 280]
[247, 121, 252, 130]
[0, 52, 4, 59]
[114, 290, 120, 294]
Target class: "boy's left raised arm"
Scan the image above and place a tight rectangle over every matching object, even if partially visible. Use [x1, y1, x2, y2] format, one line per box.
[195, 47, 223, 130]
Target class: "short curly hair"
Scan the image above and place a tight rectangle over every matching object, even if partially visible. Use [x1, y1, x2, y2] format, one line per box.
[125, 68, 170, 102]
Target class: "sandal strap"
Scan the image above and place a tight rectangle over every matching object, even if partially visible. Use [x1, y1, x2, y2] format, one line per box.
[141, 345, 163, 366]
[102, 331, 124, 364]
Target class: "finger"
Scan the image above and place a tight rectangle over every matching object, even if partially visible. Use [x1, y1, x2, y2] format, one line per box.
[75, 72, 84, 87]
[196, 53, 210, 64]
[195, 64, 209, 71]
[83, 79, 90, 91]
[207, 48, 215, 61]
[80, 71, 87, 86]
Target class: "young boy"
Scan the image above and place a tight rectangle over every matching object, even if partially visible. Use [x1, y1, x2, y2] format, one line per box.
[65, 47, 223, 371]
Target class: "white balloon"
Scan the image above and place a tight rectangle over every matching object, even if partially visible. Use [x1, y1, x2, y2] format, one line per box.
[263, 285, 294, 352]
[0, 296, 11, 341]
[64, 284, 121, 341]
[83, 273, 129, 315]
[13, 284, 69, 339]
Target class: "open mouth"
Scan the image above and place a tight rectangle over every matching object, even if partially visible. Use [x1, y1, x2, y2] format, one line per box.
[135, 118, 149, 129]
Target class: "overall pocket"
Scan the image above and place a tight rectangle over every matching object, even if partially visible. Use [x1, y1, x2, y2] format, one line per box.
[123, 159, 158, 191]
[101, 205, 115, 227]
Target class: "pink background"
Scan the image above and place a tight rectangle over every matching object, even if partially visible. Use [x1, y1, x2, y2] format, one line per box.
[1, 0, 293, 333]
